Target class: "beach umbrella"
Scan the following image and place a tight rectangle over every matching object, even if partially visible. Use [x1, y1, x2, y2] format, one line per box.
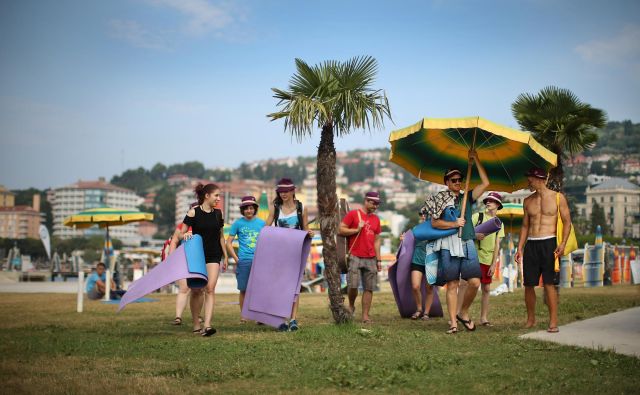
[389, 116, 556, 236]
[497, 202, 524, 235]
[257, 191, 270, 222]
[63, 207, 154, 300]
[389, 116, 557, 190]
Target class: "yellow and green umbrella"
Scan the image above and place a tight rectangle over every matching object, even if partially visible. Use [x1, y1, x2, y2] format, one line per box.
[497, 202, 524, 235]
[257, 191, 270, 222]
[63, 207, 154, 228]
[389, 116, 557, 193]
[64, 207, 154, 300]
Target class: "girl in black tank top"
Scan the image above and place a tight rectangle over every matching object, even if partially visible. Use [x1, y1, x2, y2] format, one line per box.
[183, 206, 224, 262]
[172, 183, 228, 338]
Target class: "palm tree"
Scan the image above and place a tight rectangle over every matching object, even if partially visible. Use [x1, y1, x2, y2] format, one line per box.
[511, 86, 607, 191]
[268, 56, 391, 323]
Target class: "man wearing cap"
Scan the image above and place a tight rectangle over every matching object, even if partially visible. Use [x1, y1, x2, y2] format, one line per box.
[338, 192, 382, 324]
[515, 167, 572, 333]
[227, 196, 265, 323]
[471, 192, 504, 326]
[425, 150, 489, 334]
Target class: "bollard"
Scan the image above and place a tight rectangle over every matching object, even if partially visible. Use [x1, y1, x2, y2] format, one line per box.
[77, 270, 84, 313]
[104, 269, 111, 301]
[559, 255, 572, 288]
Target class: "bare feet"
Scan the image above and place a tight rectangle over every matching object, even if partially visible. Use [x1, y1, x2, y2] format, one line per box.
[525, 320, 536, 329]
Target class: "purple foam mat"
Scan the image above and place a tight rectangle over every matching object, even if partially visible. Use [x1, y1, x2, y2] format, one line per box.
[475, 217, 502, 235]
[242, 227, 311, 328]
[117, 242, 207, 312]
[388, 231, 443, 318]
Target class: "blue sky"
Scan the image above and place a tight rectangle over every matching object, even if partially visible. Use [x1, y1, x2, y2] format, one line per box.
[1, 0, 639, 189]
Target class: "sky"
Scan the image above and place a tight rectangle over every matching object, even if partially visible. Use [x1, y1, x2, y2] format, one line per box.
[1, 0, 639, 190]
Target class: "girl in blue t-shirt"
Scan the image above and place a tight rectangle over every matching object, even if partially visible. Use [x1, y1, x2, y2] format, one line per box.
[226, 196, 265, 323]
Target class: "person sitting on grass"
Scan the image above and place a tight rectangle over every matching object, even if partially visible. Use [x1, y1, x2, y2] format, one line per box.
[226, 195, 265, 324]
[86, 262, 124, 300]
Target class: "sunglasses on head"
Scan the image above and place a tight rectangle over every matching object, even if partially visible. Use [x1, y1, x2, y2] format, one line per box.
[449, 177, 463, 183]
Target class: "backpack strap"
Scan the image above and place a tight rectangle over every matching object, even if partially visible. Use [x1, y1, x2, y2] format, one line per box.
[296, 200, 304, 230]
[478, 212, 484, 225]
[273, 203, 281, 227]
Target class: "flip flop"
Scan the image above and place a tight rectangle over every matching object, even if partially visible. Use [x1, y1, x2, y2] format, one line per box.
[362, 319, 373, 325]
[410, 310, 423, 320]
[480, 321, 493, 327]
[547, 327, 559, 333]
[201, 327, 217, 337]
[456, 315, 476, 331]
[172, 317, 182, 326]
[446, 326, 458, 334]
[192, 328, 202, 334]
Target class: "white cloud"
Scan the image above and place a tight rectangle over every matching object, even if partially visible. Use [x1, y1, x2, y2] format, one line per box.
[146, 0, 235, 36]
[109, 19, 170, 50]
[575, 25, 640, 67]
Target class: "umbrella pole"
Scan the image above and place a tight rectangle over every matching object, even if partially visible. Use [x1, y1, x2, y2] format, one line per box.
[458, 130, 477, 237]
[104, 225, 111, 301]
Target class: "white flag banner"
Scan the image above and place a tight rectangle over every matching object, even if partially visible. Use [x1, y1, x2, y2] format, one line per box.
[39, 225, 51, 260]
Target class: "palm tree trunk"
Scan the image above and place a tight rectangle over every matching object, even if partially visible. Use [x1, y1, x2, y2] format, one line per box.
[317, 124, 351, 323]
[547, 148, 564, 192]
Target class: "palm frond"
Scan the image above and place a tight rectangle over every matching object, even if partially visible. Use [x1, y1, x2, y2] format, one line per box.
[268, 55, 392, 140]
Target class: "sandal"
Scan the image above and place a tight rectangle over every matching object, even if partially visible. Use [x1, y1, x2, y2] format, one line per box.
[201, 327, 217, 337]
[421, 314, 430, 321]
[547, 326, 559, 333]
[446, 326, 458, 334]
[456, 315, 476, 331]
[480, 321, 493, 327]
[172, 317, 182, 326]
[362, 319, 373, 325]
[411, 310, 423, 320]
[192, 328, 202, 334]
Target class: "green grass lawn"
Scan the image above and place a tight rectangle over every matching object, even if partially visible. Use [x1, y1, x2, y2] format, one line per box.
[1, 286, 639, 394]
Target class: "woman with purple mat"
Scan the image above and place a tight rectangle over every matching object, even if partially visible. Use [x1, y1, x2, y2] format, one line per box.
[171, 183, 228, 337]
[266, 178, 314, 332]
[226, 196, 265, 324]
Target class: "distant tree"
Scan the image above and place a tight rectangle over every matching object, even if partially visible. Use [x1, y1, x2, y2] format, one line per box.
[512, 86, 607, 191]
[154, 186, 178, 236]
[150, 163, 167, 180]
[239, 163, 253, 179]
[590, 202, 609, 235]
[590, 161, 605, 175]
[111, 167, 153, 195]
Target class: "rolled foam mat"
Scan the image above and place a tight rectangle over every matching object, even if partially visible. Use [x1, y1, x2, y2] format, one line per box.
[118, 235, 208, 312]
[241, 227, 311, 328]
[388, 231, 443, 318]
[474, 217, 503, 235]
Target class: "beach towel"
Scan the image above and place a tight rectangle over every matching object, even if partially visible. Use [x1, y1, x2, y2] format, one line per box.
[117, 235, 208, 312]
[241, 227, 311, 328]
[388, 231, 443, 318]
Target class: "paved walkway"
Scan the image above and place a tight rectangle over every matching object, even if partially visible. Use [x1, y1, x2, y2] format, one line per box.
[520, 307, 640, 358]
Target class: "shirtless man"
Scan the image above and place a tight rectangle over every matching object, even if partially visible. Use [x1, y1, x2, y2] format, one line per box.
[515, 168, 572, 333]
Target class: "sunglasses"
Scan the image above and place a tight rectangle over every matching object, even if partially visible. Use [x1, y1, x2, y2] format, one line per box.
[449, 177, 463, 183]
